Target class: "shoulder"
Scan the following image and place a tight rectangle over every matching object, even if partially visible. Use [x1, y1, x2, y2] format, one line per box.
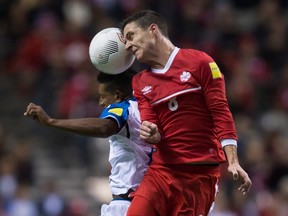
[106, 99, 138, 115]
[132, 69, 150, 90]
[101, 100, 130, 119]
[100, 100, 132, 128]
[133, 67, 151, 78]
[179, 48, 214, 62]
[108, 100, 130, 109]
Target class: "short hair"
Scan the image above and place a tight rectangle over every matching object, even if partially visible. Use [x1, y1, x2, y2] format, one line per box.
[96, 67, 138, 98]
[119, 10, 168, 37]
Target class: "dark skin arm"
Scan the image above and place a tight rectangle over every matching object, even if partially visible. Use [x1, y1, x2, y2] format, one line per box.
[24, 103, 118, 138]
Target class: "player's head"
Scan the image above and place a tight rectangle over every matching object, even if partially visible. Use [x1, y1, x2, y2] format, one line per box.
[120, 10, 168, 37]
[119, 10, 168, 62]
[97, 68, 137, 107]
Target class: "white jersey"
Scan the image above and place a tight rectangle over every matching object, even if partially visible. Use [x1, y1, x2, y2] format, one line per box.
[99, 98, 153, 216]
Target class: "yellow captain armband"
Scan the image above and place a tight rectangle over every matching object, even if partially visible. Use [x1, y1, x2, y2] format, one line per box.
[209, 62, 222, 79]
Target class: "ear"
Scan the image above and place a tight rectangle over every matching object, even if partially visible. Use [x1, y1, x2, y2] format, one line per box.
[115, 90, 124, 102]
[149, 24, 158, 35]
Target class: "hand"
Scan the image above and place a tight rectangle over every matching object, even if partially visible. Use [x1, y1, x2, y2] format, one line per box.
[227, 163, 252, 195]
[140, 121, 161, 144]
[24, 103, 51, 126]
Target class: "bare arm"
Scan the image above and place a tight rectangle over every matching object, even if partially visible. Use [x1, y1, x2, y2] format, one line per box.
[24, 103, 118, 138]
[223, 145, 252, 195]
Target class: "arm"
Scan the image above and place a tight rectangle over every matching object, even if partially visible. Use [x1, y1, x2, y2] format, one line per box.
[132, 74, 161, 144]
[198, 54, 238, 141]
[197, 54, 251, 194]
[224, 145, 252, 195]
[24, 103, 118, 138]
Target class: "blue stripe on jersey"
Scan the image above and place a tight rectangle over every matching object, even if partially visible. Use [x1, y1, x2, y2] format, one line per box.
[99, 100, 130, 130]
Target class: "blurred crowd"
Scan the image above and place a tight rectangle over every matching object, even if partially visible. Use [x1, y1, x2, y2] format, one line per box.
[0, 0, 288, 215]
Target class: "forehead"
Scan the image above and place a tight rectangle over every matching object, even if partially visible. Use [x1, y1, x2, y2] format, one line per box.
[98, 83, 117, 98]
[98, 83, 109, 94]
[123, 22, 142, 37]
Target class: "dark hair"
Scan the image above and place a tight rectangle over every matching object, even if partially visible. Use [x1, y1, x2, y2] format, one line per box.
[119, 10, 168, 37]
[97, 67, 138, 98]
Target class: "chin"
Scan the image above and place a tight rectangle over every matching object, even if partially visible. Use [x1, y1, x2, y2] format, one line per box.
[135, 53, 146, 63]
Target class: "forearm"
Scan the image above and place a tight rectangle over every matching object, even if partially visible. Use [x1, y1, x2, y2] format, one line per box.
[223, 144, 252, 195]
[47, 118, 117, 137]
[223, 145, 239, 165]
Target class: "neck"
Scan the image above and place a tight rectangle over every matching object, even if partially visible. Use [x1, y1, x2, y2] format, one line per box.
[121, 94, 133, 101]
[149, 37, 175, 69]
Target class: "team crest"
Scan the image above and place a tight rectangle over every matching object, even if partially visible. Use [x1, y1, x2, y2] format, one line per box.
[180, 71, 191, 82]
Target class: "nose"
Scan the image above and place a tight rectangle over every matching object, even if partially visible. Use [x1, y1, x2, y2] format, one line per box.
[125, 41, 132, 50]
[99, 98, 105, 107]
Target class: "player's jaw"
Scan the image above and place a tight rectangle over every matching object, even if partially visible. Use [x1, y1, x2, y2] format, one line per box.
[133, 48, 144, 61]
[135, 41, 157, 64]
[123, 40, 142, 61]
[130, 39, 155, 63]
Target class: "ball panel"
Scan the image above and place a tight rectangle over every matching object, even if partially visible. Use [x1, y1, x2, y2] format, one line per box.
[89, 27, 135, 74]
[96, 40, 118, 65]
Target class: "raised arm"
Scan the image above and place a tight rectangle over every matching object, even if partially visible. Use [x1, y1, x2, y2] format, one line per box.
[24, 103, 118, 138]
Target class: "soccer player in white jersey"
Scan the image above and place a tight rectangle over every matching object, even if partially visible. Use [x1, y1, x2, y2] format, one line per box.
[24, 68, 153, 216]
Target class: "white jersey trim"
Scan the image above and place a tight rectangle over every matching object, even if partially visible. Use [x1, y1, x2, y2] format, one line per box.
[151, 47, 180, 74]
[151, 87, 201, 105]
[221, 139, 237, 147]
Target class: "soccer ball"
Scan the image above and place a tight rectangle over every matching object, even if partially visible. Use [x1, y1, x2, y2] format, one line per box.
[89, 27, 135, 74]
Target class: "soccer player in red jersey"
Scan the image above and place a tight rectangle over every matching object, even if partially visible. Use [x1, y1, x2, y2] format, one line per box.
[120, 10, 252, 216]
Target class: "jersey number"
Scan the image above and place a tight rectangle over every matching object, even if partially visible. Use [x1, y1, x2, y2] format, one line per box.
[168, 97, 178, 111]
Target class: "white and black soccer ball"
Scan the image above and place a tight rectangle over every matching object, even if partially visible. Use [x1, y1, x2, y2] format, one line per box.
[89, 27, 135, 74]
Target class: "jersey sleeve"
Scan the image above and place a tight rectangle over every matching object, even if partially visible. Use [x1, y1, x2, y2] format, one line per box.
[99, 101, 129, 130]
[132, 74, 159, 124]
[196, 52, 238, 141]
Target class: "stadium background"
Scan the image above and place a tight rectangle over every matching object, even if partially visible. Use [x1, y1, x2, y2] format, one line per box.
[0, 0, 287, 215]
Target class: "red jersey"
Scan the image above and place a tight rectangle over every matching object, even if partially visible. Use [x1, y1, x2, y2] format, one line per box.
[132, 48, 237, 164]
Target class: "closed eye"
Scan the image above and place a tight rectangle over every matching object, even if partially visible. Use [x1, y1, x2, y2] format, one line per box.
[126, 32, 134, 41]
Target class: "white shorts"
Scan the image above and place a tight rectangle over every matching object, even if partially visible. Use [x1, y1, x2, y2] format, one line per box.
[100, 199, 131, 216]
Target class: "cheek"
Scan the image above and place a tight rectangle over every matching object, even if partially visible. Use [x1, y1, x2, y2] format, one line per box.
[107, 97, 117, 105]
[135, 36, 146, 47]
[139, 37, 154, 50]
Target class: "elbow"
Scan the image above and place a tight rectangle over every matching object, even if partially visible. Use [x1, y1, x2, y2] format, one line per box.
[98, 128, 115, 138]
[96, 120, 118, 138]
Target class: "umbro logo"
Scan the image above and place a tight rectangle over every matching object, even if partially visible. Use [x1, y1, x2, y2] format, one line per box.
[141, 86, 152, 95]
